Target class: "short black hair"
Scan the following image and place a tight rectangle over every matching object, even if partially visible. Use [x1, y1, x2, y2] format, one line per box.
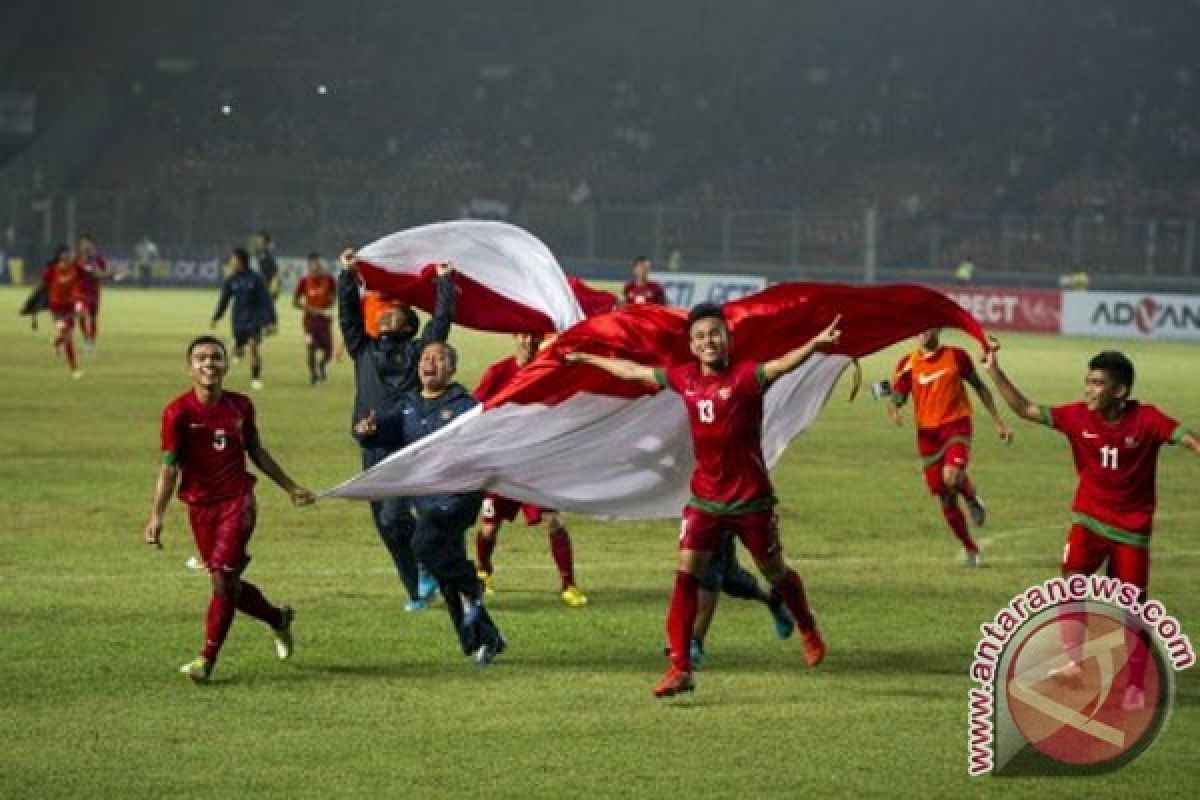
[78, 232, 95, 243]
[186, 335, 227, 360]
[687, 302, 726, 330]
[307, 251, 321, 261]
[231, 247, 250, 268]
[1089, 351, 1135, 392]
[258, 231, 272, 244]
[632, 256, 649, 265]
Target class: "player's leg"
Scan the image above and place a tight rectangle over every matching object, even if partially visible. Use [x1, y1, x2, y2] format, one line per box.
[362, 448, 422, 606]
[946, 435, 986, 526]
[1050, 525, 1109, 683]
[717, 542, 794, 639]
[932, 457, 979, 562]
[656, 507, 718, 695]
[306, 330, 318, 384]
[740, 511, 824, 667]
[1109, 543, 1151, 710]
[54, 313, 79, 374]
[542, 511, 587, 606]
[248, 334, 263, 387]
[85, 298, 99, 346]
[474, 494, 515, 592]
[315, 318, 332, 381]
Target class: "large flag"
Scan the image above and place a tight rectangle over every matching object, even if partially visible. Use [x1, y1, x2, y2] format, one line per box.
[354, 220, 585, 333]
[326, 283, 988, 519]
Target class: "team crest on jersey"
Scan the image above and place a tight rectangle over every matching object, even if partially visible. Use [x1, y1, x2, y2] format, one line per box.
[1125, 436, 1139, 448]
[718, 387, 733, 400]
[441, 409, 454, 420]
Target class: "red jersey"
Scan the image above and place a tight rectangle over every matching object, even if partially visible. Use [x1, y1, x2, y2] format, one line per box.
[623, 280, 667, 306]
[75, 254, 106, 301]
[161, 390, 259, 504]
[294, 272, 336, 315]
[1045, 401, 1183, 543]
[656, 359, 774, 512]
[892, 345, 975, 430]
[474, 356, 520, 403]
[42, 262, 82, 312]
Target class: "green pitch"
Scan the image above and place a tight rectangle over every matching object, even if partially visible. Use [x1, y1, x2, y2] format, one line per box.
[1, 287, 1197, 799]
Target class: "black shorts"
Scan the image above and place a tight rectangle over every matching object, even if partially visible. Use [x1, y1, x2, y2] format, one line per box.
[233, 328, 262, 349]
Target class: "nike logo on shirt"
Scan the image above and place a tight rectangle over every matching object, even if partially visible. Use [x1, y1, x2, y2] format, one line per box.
[1082, 431, 1099, 439]
[917, 369, 948, 386]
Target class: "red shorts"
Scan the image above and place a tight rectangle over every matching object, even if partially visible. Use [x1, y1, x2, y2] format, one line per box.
[917, 417, 972, 495]
[303, 313, 333, 352]
[1062, 524, 1149, 591]
[681, 505, 781, 562]
[187, 492, 257, 574]
[80, 296, 99, 317]
[481, 493, 548, 526]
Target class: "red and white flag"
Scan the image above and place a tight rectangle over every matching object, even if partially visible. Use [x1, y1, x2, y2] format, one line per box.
[326, 283, 988, 519]
[354, 220, 585, 333]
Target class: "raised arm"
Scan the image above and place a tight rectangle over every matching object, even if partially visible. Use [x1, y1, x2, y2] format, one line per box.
[337, 249, 367, 355]
[420, 263, 457, 344]
[761, 315, 842, 384]
[143, 462, 179, 548]
[565, 351, 659, 385]
[982, 341, 1043, 424]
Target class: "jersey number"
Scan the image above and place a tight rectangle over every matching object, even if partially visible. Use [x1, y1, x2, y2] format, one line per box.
[1099, 445, 1119, 470]
[696, 399, 715, 424]
[213, 429, 228, 451]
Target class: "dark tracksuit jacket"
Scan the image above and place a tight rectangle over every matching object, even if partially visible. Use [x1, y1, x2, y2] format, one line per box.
[212, 269, 276, 336]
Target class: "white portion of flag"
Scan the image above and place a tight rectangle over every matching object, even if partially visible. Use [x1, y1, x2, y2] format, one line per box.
[358, 220, 585, 332]
[326, 354, 852, 519]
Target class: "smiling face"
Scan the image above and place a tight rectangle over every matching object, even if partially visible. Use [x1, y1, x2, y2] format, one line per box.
[513, 332, 543, 365]
[689, 316, 730, 370]
[188, 341, 228, 392]
[419, 342, 455, 392]
[1084, 368, 1127, 413]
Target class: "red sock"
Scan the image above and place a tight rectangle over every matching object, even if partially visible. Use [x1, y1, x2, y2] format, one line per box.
[667, 570, 700, 671]
[1057, 608, 1084, 664]
[236, 581, 283, 628]
[82, 315, 96, 341]
[941, 502, 977, 553]
[475, 529, 497, 574]
[63, 337, 77, 371]
[959, 474, 977, 501]
[202, 592, 238, 662]
[777, 569, 816, 632]
[548, 527, 576, 589]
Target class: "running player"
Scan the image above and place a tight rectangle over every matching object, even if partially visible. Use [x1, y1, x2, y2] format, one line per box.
[293, 252, 336, 385]
[143, 335, 315, 682]
[888, 328, 1013, 566]
[622, 255, 667, 306]
[985, 344, 1199, 710]
[75, 232, 108, 353]
[212, 247, 276, 390]
[473, 333, 588, 607]
[41, 245, 84, 378]
[568, 303, 840, 697]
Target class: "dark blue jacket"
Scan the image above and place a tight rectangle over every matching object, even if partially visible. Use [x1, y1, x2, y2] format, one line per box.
[338, 269, 455, 438]
[213, 269, 276, 333]
[371, 382, 482, 515]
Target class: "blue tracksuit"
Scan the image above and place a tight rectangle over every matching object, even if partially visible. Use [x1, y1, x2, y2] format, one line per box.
[212, 268, 276, 337]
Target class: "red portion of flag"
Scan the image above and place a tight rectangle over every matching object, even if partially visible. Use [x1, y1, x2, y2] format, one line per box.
[486, 283, 988, 409]
[567, 276, 619, 317]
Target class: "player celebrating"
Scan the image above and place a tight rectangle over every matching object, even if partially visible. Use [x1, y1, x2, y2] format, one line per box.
[74, 233, 108, 354]
[622, 255, 667, 306]
[888, 328, 1013, 566]
[212, 247, 276, 390]
[473, 333, 588, 607]
[41, 245, 84, 378]
[292, 252, 337, 385]
[568, 304, 840, 697]
[985, 344, 1199, 710]
[143, 335, 315, 682]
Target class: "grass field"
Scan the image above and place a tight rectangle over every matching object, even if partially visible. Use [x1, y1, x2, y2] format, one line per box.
[1, 286, 1198, 799]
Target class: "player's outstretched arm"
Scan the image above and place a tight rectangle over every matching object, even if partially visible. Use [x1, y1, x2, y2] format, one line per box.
[982, 339, 1042, 423]
[1178, 430, 1200, 456]
[564, 351, 659, 385]
[144, 463, 179, 548]
[761, 315, 842, 384]
[247, 442, 316, 507]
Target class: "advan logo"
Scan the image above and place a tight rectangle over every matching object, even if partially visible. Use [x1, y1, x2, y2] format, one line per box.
[1091, 297, 1200, 335]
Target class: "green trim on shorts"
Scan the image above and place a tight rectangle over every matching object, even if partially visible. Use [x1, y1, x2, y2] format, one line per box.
[1169, 425, 1187, 445]
[687, 495, 776, 515]
[652, 367, 668, 388]
[919, 436, 972, 467]
[1038, 405, 1054, 427]
[162, 451, 177, 466]
[755, 364, 768, 388]
[1072, 512, 1150, 548]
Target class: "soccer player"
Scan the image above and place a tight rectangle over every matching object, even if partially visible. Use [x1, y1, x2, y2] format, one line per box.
[355, 341, 506, 664]
[293, 252, 337, 385]
[984, 344, 1199, 710]
[212, 247, 276, 390]
[143, 335, 315, 682]
[339, 248, 453, 611]
[251, 231, 281, 305]
[41, 245, 84, 378]
[888, 328, 1013, 566]
[568, 303, 840, 697]
[622, 255, 667, 306]
[74, 233, 108, 354]
[473, 333, 588, 607]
